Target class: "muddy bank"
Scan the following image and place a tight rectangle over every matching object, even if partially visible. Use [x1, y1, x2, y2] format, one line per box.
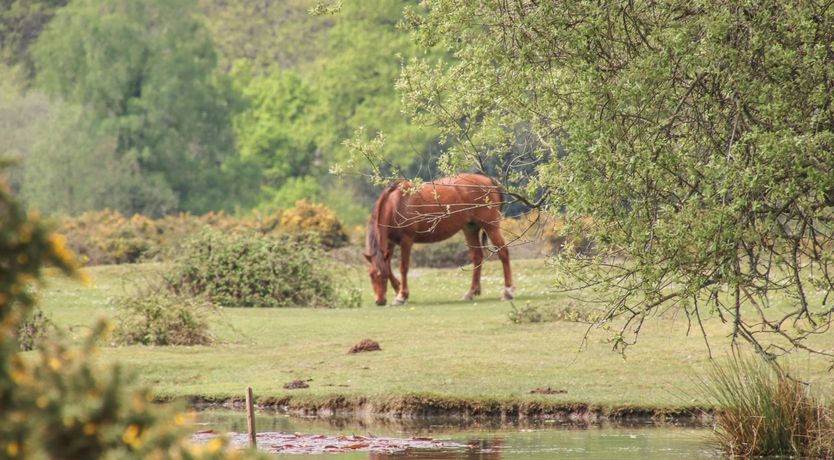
[177, 394, 713, 426]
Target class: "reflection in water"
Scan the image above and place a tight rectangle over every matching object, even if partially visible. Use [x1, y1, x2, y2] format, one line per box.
[369, 439, 503, 460]
[195, 410, 717, 459]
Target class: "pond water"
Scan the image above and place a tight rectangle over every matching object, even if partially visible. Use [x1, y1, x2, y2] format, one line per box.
[195, 410, 718, 459]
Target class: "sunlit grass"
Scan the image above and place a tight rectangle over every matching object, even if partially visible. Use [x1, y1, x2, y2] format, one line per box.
[33, 259, 834, 410]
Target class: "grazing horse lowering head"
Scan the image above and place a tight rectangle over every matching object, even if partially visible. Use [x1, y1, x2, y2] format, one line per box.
[364, 236, 390, 306]
[365, 174, 515, 306]
[365, 182, 399, 305]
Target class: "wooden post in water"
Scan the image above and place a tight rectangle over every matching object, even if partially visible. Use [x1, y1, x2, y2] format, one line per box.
[245, 387, 256, 449]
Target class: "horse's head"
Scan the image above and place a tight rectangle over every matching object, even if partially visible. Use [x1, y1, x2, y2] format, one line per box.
[364, 250, 390, 306]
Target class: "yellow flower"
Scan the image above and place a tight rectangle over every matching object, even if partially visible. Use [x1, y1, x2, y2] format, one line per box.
[47, 233, 78, 268]
[6, 442, 19, 457]
[49, 358, 61, 371]
[122, 424, 142, 449]
[207, 437, 224, 453]
[83, 422, 97, 436]
[10, 369, 31, 385]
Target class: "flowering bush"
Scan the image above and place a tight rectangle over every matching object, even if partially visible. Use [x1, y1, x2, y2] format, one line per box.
[56, 201, 349, 266]
[0, 165, 261, 459]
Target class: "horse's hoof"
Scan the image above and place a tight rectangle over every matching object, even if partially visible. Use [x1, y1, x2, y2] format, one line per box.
[502, 286, 515, 300]
[462, 293, 475, 301]
[392, 297, 407, 306]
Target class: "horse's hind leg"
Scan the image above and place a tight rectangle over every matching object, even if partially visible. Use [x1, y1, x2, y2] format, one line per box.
[462, 226, 483, 301]
[482, 223, 514, 300]
[392, 237, 412, 305]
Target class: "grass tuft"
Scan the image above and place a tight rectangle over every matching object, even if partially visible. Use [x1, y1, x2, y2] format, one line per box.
[702, 355, 834, 458]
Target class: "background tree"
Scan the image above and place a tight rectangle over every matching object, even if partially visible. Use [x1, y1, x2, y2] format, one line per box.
[232, 65, 321, 209]
[388, 0, 834, 361]
[32, 0, 251, 215]
[0, 0, 68, 80]
[199, 0, 327, 73]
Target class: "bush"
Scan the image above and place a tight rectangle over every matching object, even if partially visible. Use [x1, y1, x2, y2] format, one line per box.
[168, 230, 347, 308]
[56, 202, 351, 265]
[703, 356, 834, 458]
[113, 292, 217, 346]
[57, 210, 160, 265]
[0, 165, 258, 459]
[16, 308, 54, 351]
[279, 199, 349, 249]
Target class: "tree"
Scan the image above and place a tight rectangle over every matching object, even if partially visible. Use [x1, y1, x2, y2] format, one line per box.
[32, 0, 250, 215]
[199, 0, 327, 73]
[386, 1, 834, 361]
[232, 65, 320, 210]
[0, 0, 68, 80]
[20, 101, 175, 215]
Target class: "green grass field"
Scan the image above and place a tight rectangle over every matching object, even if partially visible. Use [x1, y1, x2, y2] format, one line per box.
[34, 258, 834, 413]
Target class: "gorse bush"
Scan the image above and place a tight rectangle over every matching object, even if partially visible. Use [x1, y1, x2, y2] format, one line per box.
[168, 230, 352, 308]
[113, 292, 217, 346]
[0, 164, 259, 458]
[703, 356, 834, 458]
[279, 199, 349, 249]
[57, 200, 350, 266]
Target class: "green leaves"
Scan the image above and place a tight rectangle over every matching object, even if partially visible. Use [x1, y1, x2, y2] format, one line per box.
[401, 0, 834, 361]
[32, 0, 242, 215]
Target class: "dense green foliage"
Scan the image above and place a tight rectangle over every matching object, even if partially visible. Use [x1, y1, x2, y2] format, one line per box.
[32, 0, 246, 215]
[0, 0, 67, 79]
[168, 230, 356, 308]
[0, 0, 436, 223]
[390, 0, 834, 361]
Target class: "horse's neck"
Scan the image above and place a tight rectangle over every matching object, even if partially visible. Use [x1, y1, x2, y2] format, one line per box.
[377, 193, 396, 250]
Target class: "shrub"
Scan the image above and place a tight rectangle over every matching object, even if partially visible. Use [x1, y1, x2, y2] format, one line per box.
[113, 292, 217, 346]
[57, 210, 160, 265]
[703, 356, 834, 458]
[0, 165, 258, 459]
[168, 230, 342, 308]
[16, 308, 54, 351]
[56, 202, 351, 265]
[279, 199, 349, 249]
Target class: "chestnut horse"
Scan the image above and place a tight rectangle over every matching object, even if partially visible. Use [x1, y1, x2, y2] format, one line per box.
[364, 173, 514, 306]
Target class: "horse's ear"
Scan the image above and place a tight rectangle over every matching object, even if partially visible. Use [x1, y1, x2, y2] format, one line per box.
[363, 253, 372, 263]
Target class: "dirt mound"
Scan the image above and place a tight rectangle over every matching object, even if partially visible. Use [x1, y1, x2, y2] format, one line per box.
[283, 380, 310, 389]
[348, 339, 381, 354]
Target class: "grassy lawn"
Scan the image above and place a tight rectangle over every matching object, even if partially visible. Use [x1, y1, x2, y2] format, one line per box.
[34, 258, 834, 412]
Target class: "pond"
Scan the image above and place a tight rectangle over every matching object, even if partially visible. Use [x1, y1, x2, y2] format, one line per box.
[195, 410, 718, 459]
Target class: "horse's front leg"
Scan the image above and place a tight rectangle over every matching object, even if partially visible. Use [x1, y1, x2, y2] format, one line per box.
[387, 255, 401, 293]
[392, 238, 412, 305]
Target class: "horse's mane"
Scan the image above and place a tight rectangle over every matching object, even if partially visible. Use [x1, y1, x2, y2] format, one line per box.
[366, 181, 402, 272]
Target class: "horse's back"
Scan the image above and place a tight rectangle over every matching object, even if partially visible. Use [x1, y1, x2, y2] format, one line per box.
[391, 174, 501, 242]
